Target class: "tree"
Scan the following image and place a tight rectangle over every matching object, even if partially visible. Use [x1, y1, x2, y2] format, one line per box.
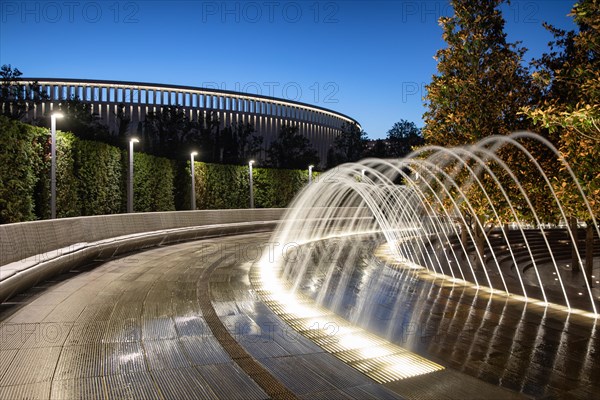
[0, 64, 48, 120]
[364, 139, 390, 158]
[386, 119, 424, 158]
[144, 107, 192, 157]
[423, 0, 532, 146]
[195, 111, 222, 163]
[221, 122, 263, 164]
[113, 103, 131, 139]
[422, 0, 535, 268]
[522, 0, 599, 278]
[267, 124, 320, 169]
[48, 97, 110, 143]
[327, 122, 367, 168]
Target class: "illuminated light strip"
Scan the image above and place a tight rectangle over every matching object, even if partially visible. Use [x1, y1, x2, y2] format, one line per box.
[375, 242, 599, 320]
[32, 79, 361, 126]
[250, 255, 444, 383]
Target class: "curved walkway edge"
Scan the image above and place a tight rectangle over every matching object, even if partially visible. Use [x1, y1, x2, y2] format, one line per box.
[0, 209, 285, 303]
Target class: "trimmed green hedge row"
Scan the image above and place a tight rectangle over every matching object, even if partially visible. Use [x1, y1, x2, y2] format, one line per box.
[0, 117, 314, 223]
[0, 117, 45, 223]
[190, 162, 311, 210]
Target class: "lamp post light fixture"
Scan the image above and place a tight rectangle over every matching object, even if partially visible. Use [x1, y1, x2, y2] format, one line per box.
[50, 112, 64, 219]
[308, 165, 314, 184]
[127, 138, 139, 213]
[190, 151, 198, 210]
[249, 160, 255, 208]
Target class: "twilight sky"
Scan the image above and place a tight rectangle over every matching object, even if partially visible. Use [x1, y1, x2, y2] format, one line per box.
[0, 1, 577, 139]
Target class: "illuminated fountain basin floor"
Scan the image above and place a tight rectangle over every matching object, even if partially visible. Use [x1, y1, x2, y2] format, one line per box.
[257, 234, 600, 399]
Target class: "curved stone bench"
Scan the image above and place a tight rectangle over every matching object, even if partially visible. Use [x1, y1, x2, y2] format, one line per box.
[0, 209, 285, 303]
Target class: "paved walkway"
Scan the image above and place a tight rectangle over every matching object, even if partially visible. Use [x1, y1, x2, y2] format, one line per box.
[0, 233, 547, 399]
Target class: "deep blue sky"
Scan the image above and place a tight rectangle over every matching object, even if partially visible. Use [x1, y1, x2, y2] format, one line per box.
[0, 1, 577, 139]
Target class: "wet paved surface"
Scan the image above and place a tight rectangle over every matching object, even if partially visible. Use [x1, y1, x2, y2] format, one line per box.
[0, 234, 403, 399]
[0, 232, 594, 399]
[292, 237, 600, 399]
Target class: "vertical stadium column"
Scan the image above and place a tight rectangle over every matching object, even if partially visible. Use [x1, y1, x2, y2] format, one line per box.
[223, 107, 229, 128]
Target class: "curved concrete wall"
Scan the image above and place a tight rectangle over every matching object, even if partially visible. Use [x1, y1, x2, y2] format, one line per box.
[13, 78, 361, 164]
[0, 209, 284, 266]
[0, 209, 285, 303]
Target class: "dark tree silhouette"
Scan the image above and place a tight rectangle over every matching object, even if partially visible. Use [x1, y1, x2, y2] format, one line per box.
[267, 124, 320, 169]
[364, 139, 389, 158]
[45, 97, 110, 142]
[0, 64, 48, 120]
[327, 122, 367, 168]
[113, 103, 131, 139]
[144, 107, 193, 157]
[386, 119, 424, 158]
[221, 122, 263, 164]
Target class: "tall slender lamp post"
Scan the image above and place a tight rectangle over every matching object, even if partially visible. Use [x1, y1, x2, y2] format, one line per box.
[50, 112, 64, 219]
[190, 151, 198, 210]
[308, 165, 314, 184]
[249, 160, 255, 208]
[127, 138, 139, 213]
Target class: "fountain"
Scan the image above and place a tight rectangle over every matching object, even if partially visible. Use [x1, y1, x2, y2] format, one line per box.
[252, 131, 599, 389]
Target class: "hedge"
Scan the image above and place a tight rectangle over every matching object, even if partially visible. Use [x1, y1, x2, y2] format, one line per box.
[0, 117, 45, 223]
[132, 152, 175, 212]
[0, 118, 316, 223]
[75, 139, 123, 216]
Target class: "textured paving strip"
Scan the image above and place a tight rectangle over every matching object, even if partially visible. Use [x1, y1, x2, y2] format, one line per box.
[197, 254, 300, 400]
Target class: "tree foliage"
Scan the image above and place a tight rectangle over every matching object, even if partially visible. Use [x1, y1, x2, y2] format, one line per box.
[267, 124, 320, 169]
[143, 106, 195, 157]
[523, 0, 600, 219]
[327, 122, 367, 167]
[364, 139, 389, 158]
[421, 0, 536, 266]
[423, 0, 532, 146]
[113, 103, 131, 139]
[56, 98, 110, 142]
[221, 122, 263, 165]
[0, 64, 48, 121]
[386, 119, 424, 158]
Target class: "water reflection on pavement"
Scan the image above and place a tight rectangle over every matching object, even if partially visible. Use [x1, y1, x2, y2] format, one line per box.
[295, 237, 599, 399]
